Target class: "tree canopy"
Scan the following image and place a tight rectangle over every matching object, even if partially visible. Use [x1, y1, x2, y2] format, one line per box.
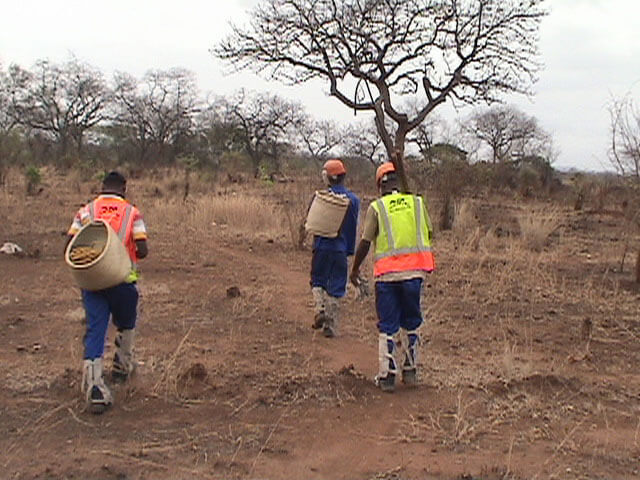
[214, 0, 547, 189]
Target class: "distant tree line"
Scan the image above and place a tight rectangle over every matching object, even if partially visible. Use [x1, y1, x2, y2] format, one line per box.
[0, 57, 558, 190]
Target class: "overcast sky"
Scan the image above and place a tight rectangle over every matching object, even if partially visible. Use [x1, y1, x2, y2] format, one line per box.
[1, 0, 639, 171]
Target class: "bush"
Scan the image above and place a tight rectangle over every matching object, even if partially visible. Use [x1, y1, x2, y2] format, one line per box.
[518, 164, 540, 197]
[24, 165, 42, 195]
[517, 208, 561, 252]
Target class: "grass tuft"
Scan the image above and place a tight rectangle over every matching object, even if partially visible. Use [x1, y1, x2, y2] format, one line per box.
[517, 207, 561, 252]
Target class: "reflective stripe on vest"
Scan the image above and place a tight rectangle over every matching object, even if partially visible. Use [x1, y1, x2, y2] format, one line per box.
[89, 198, 138, 277]
[372, 193, 435, 276]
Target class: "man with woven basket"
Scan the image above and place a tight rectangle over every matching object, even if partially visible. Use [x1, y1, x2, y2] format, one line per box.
[308, 159, 360, 338]
[65, 171, 148, 413]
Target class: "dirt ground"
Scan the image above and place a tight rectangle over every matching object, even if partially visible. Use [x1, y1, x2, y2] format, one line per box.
[1, 173, 639, 480]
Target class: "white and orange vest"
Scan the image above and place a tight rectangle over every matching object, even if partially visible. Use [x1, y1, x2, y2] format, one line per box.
[88, 196, 137, 264]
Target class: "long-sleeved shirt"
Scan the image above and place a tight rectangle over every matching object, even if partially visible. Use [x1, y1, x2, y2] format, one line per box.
[312, 184, 360, 255]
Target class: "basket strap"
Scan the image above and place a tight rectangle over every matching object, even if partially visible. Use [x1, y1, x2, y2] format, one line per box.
[118, 204, 133, 241]
[88, 201, 95, 221]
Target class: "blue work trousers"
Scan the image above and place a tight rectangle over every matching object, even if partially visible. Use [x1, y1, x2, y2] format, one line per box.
[311, 250, 348, 298]
[375, 278, 423, 335]
[82, 282, 139, 359]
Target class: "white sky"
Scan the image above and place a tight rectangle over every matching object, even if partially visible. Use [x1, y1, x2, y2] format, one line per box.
[1, 0, 639, 171]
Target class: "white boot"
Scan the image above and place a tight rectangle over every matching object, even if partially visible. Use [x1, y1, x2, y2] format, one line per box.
[323, 295, 339, 338]
[113, 329, 136, 382]
[374, 334, 398, 392]
[82, 358, 113, 414]
[311, 287, 328, 329]
[400, 329, 419, 385]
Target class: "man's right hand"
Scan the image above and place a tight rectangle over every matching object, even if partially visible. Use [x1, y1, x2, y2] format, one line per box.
[350, 239, 371, 287]
[349, 269, 360, 287]
[135, 239, 148, 259]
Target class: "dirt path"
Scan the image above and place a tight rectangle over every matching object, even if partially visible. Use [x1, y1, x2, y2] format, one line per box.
[2, 199, 640, 479]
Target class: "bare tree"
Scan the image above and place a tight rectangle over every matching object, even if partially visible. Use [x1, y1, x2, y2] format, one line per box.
[406, 110, 447, 162]
[9, 58, 109, 158]
[192, 98, 243, 165]
[0, 64, 19, 184]
[297, 116, 343, 164]
[112, 68, 200, 164]
[609, 94, 640, 179]
[218, 90, 305, 176]
[214, 0, 546, 190]
[0, 64, 19, 135]
[462, 105, 548, 164]
[343, 119, 385, 165]
[608, 93, 640, 283]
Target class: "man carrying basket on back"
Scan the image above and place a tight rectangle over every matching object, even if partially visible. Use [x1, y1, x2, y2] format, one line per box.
[65, 171, 148, 413]
[307, 159, 360, 338]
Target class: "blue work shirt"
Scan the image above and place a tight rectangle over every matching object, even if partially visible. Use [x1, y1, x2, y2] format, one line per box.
[313, 184, 360, 255]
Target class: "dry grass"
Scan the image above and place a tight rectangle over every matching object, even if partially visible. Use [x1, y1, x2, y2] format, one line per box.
[452, 199, 478, 239]
[0, 167, 74, 254]
[517, 207, 562, 252]
[147, 192, 288, 242]
[272, 178, 318, 249]
[140, 172, 321, 250]
[191, 193, 284, 236]
[0, 166, 320, 251]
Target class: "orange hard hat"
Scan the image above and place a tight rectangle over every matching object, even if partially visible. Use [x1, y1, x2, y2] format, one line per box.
[323, 159, 346, 176]
[375, 162, 396, 185]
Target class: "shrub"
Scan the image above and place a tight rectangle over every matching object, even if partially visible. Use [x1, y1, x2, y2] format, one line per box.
[24, 166, 42, 195]
[517, 207, 561, 252]
[518, 164, 540, 197]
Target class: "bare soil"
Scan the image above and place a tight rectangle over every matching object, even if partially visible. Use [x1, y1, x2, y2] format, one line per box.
[1, 178, 639, 480]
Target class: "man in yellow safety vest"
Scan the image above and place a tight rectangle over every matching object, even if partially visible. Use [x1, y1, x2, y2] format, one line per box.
[350, 162, 435, 392]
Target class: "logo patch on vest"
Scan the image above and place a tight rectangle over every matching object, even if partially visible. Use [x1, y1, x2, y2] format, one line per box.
[387, 197, 410, 214]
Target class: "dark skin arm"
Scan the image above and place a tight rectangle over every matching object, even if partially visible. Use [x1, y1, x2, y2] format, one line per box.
[349, 239, 371, 286]
[135, 239, 148, 259]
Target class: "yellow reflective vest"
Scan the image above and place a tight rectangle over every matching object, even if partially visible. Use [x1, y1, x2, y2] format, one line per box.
[371, 192, 435, 277]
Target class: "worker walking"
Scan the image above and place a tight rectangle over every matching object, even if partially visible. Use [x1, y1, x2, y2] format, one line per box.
[65, 171, 148, 413]
[350, 163, 434, 392]
[310, 159, 360, 337]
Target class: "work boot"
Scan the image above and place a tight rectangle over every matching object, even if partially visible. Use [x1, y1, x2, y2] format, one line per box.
[311, 287, 328, 329]
[400, 329, 419, 386]
[323, 295, 339, 338]
[376, 333, 398, 392]
[112, 329, 136, 383]
[322, 318, 336, 338]
[375, 373, 396, 393]
[82, 358, 113, 414]
[312, 311, 328, 330]
[402, 367, 417, 385]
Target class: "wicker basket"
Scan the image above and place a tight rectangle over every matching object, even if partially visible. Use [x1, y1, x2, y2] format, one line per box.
[304, 190, 350, 238]
[65, 220, 132, 291]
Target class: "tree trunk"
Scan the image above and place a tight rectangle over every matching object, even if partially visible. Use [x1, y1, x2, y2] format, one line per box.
[439, 193, 455, 231]
[391, 130, 410, 193]
[59, 134, 69, 159]
[393, 155, 410, 193]
[75, 132, 83, 156]
[635, 247, 640, 283]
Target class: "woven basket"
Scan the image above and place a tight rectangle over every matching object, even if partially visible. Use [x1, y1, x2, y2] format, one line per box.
[65, 220, 132, 291]
[305, 190, 350, 238]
